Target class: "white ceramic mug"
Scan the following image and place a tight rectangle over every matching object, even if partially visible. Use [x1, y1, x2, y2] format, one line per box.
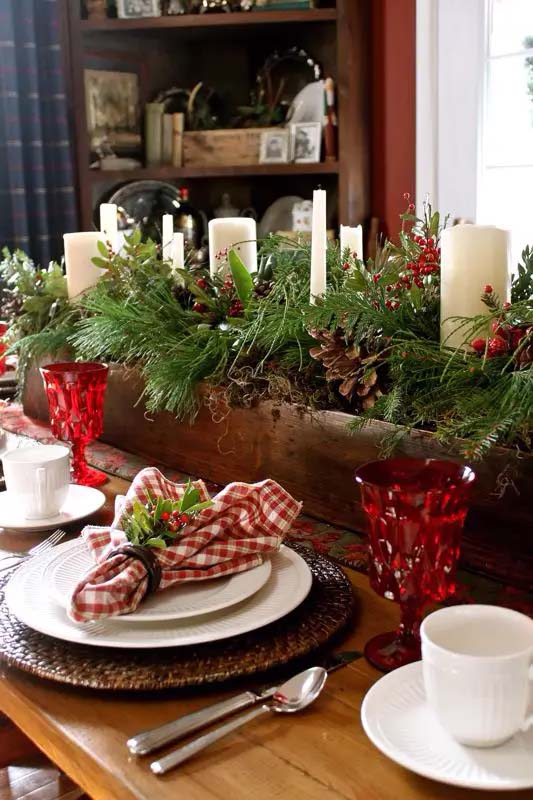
[421, 605, 533, 747]
[2, 445, 70, 519]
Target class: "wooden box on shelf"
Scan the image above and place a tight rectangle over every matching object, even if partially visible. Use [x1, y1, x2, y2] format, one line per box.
[183, 127, 279, 167]
[23, 362, 533, 590]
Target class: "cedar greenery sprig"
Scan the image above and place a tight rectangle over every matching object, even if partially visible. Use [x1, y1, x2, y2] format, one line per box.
[123, 482, 214, 549]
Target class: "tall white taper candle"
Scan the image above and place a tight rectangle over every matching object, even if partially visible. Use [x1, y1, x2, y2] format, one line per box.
[440, 224, 511, 348]
[162, 215, 174, 262]
[310, 189, 327, 304]
[208, 218, 257, 277]
[99, 203, 118, 250]
[64, 232, 106, 301]
[172, 232, 185, 271]
[339, 224, 363, 260]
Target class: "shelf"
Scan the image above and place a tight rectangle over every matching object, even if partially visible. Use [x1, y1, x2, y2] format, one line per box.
[87, 162, 339, 183]
[80, 9, 336, 32]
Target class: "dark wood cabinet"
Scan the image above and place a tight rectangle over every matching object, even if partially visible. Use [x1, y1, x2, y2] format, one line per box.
[61, 1, 370, 232]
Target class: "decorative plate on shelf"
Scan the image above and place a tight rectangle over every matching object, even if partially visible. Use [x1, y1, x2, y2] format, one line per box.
[258, 196, 303, 238]
[104, 181, 182, 242]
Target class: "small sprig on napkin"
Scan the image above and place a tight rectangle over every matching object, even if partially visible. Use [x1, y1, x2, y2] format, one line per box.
[123, 481, 214, 549]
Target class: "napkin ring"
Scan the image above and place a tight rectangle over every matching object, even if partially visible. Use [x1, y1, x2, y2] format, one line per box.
[107, 545, 162, 597]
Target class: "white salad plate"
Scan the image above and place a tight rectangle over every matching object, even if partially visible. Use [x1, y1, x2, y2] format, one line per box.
[42, 539, 272, 622]
[0, 485, 106, 533]
[361, 661, 533, 792]
[5, 541, 312, 649]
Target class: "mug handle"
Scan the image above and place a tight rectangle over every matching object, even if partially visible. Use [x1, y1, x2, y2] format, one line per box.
[521, 659, 533, 731]
[35, 467, 47, 517]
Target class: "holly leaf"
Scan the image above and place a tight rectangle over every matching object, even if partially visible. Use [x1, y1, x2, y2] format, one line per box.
[228, 249, 253, 308]
[91, 257, 109, 270]
[153, 496, 164, 522]
[97, 239, 109, 258]
[186, 500, 214, 514]
[430, 212, 440, 238]
[145, 537, 167, 549]
[180, 483, 201, 512]
[345, 268, 367, 292]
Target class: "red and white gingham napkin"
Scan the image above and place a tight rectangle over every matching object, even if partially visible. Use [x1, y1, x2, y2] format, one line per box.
[68, 468, 302, 622]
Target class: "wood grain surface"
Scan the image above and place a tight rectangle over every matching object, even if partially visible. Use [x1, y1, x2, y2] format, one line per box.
[0, 475, 530, 800]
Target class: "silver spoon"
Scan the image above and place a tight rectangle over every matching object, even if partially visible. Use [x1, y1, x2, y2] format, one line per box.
[150, 666, 328, 775]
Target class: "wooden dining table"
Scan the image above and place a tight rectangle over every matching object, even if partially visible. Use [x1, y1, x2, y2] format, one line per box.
[0, 471, 529, 800]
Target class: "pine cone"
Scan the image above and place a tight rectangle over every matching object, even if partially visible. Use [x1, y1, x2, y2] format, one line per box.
[514, 326, 533, 368]
[0, 291, 22, 322]
[254, 280, 272, 299]
[171, 284, 193, 309]
[310, 328, 384, 410]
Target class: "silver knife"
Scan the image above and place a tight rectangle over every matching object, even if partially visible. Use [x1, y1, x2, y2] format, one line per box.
[127, 650, 362, 756]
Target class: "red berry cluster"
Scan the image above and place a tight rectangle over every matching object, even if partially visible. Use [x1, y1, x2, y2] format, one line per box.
[408, 234, 440, 277]
[471, 319, 532, 359]
[158, 509, 191, 533]
[144, 499, 192, 535]
[220, 277, 234, 295]
[228, 299, 244, 317]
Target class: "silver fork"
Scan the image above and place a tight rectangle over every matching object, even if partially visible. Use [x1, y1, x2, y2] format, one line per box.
[0, 529, 66, 574]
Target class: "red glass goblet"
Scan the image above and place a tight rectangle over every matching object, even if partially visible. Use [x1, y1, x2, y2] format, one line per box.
[355, 458, 475, 672]
[40, 362, 109, 487]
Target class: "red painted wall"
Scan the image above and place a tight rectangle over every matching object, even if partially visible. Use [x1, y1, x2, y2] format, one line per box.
[370, 0, 416, 239]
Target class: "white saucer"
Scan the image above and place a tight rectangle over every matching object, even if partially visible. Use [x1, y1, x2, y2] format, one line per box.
[361, 661, 533, 791]
[0, 485, 106, 532]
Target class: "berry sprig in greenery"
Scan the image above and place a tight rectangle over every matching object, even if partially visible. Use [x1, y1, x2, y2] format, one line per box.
[123, 481, 214, 549]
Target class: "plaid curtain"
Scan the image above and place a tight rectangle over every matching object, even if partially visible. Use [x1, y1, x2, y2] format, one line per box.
[0, 0, 77, 265]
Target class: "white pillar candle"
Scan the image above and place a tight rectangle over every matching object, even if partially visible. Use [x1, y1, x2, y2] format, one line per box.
[162, 215, 174, 262]
[64, 232, 107, 301]
[172, 232, 185, 271]
[310, 189, 327, 303]
[339, 224, 363, 260]
[208, 218, 257, 277]
[440, 224, 511, 348]
[99, 203, 118, 250]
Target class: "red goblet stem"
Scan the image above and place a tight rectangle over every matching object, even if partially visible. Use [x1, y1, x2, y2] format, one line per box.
[398, 597, 423, 645]
[71, 438, 87, 484]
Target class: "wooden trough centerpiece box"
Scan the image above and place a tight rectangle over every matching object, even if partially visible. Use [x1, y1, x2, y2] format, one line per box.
[23, 363, 533, 589]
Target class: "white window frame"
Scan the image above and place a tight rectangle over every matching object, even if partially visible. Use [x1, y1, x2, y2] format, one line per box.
[416, 0, 487, 221]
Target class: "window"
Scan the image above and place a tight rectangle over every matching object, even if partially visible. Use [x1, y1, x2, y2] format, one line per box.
[477, 0, 533, 264]
[416, 0, 533, 266]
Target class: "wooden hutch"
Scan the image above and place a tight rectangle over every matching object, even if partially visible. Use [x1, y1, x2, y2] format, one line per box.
[60, 1, 370, 233]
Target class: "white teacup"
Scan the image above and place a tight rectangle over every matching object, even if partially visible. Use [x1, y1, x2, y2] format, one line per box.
[421, 605, 533, 747]
[2, 445, 70, 519]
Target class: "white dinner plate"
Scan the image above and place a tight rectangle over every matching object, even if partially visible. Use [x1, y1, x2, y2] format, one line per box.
[361, 661, 533, 791]
[5, 541, 312, 649]
[0, 485, 106, 532]
[42, 540, 272, 622]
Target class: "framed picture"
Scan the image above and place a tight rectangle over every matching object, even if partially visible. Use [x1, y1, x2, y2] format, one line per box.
[84, 68, 141, 155]
[259, 129, 290, 164]
[116, 0, 161, 17]
[290, 122, 322, 163]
